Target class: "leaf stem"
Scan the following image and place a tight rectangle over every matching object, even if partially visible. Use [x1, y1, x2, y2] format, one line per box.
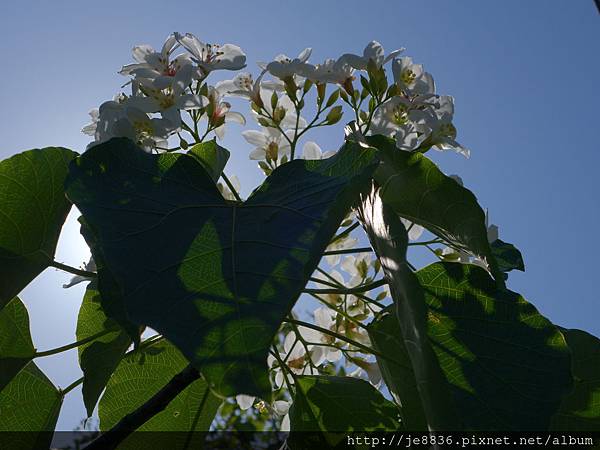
[34, 329, 112, 358]
[84, 364, 200, 450]
[50, 261, 96, 278]
[322, 246, 372, 256]
[303, 278, 387, 295]
[330, 221, 359, 243]
[220, 173, 243, 202]
[61, 376, 84, 396]
[283, 318, 409, 369]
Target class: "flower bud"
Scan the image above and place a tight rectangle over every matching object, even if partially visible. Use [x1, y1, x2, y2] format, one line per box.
[325, 105, 343, 125]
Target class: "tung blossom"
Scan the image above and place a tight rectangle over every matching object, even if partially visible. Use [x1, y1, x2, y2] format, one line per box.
[242, 127, 293, 161]
[265, 48, 313, 80]
[339, 40, 404, 70]
[119, 33, 193, 89]
[174, 32, 246, 74]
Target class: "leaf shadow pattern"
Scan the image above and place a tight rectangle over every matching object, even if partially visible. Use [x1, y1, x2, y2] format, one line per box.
[66, 138, 377, 399]
[418, 262, 573, 430]
[550, 327, 600, 431]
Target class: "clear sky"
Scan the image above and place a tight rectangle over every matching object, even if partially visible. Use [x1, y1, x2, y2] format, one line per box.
[0, 0, 598, 431]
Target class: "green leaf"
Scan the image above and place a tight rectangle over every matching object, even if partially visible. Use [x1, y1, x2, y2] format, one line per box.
[551, 328, 600, 430]
[0, 297, 35, 392]
[99, 339, 221, 449]
[0, 147, 78, 308]
[77, 281, 132, 417]
[66, 137, 377, 398]
[188, 139, 230, 182]
[0, 362, 62, 450]
[367, 306, 428, 430]
[417, 262, 573, 430]
[491, 238, 525, 272]
[366, 135, 504, 286]
[358, 187, 459, 431]
[288, 375, 400, 448]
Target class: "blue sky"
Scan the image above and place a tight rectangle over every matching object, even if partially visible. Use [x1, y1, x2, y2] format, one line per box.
[1, 0, 598, 430]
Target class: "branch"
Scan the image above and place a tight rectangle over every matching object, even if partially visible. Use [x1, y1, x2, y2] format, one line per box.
[50, 260, 96, 278]
[303, 278, 387, 295]
[84, 364, 200, 450]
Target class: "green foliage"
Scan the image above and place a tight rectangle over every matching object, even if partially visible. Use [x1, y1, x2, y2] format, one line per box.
[288, 375, 400, 448]
[491, 238, 525, 273]
[0, 362, 62, 450]
[0, 297, 35, 392]
[66, 138, 378, 398]
[77, 281, 132, 417]
[358, 188, 459, 430]
[551, 328, 600, 430]
[416, 262, 573, 430]
[368, 306, 428, 430]
[188, 139, 230, 182]
[0, 147, 78, 308]
[99, 339, 221, 449]
[366, 135, 504, 286]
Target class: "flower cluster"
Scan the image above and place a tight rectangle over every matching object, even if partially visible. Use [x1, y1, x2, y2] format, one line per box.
[80, 33, 477, 423]
[83, 33, 247, 152]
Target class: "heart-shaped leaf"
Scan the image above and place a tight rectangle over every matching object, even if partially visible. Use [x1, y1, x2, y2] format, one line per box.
[77, 281, 132, 417]
[188, 139, 230, 182]
[365, 135, 504, 286]
[491, 238, 525, 273]
[0, 297, 35, 391]
[99, 339, 221, 449]
[0, 147, 78, 308]
[417, 262, 573, 430]
[66, 138, 377, 398]
[288, 375, 400, 449]
[551, 328, 600, 431]
[0, 362, 62, 450]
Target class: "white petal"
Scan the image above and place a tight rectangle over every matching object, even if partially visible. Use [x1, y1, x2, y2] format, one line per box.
[302, 141, 323, 160]
[224, 111, 246, 125]
[242, 130, 268, 146]
[281, 414, 290, 432]
[235, 394, 255, 410]
[249, 147, 266, 160]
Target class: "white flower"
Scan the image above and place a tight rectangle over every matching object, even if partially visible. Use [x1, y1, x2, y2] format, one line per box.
[217, 175, 241, 201]
[280, 414, 290, 432]
[112, 106, 176, 151]
[127, 64, 206, 127]
[350, 360, 383, 387]
[270, 332, 320, 389]
[400, 218, 425, 241]
[414, 96, 470, 158]
[339, 41, 404, 70]
[119, 33, 193, 89]
[370, 97, 430, 151]
[266, 48, 313, 80]
[216, 71, 265, 106]
[300, 307, 342, 363]
[205, 85, 246, 140]
[301, 141, 335, 160]
[174, 32, 246, 74]
[325, 235, 358, 266]
[242, 127, 293, 161]
[62, 257, 96, 288]
[273, 400, 290, 417]
[81, 109, 100, 136]
[235, 394, 255, 411]
[308, 58, 354, 86]
[340, 254, 371, 287]
[392, 57, 435, 96]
